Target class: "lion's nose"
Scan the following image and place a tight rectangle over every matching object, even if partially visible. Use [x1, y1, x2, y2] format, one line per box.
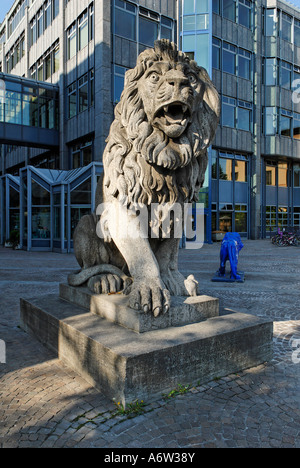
[165, 71, 189, 89]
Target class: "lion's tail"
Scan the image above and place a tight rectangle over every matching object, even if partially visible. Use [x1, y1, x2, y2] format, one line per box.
[68, 264, 130, 287]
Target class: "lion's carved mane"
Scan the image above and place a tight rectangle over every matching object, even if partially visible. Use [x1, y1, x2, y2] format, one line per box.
[101, 40, 220, 208]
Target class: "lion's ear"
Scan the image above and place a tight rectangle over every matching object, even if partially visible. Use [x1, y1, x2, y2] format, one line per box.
[197, 67, 220, 149]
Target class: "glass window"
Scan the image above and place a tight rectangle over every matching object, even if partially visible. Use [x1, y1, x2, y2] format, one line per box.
[78, 10, 88, 50]
[71, 178, 91, 204]
[54, 44, 59, 73]
[212, 0, 220, 14]
[89, 3, 94, 41]
[71, 207, 90, 238]
[183, 16, 195, 30]
[265, 9, 277, 36]
[265, 107, 277, 135]
[45, 54, 51, 79]
[219, 158, 232, 180]
[235, 210, 247, 232]
[196, 0, 208, 13]
[23, 93, 38, 127]
[223, 42, 236, 74]
[37, 60, 43, 81]
[79, 73, 88, 113]
[114, 0, 136, 41]
[281, 12, 292, 43]
[223, 0, 236, 22]
[265, 58, 277, 86]
[239, 0, 251, 28]
[37, 8, 43, 38]
[195, 33, 209, 70]
[295, 19, 300, 48]
[30, 17, 36, 45]
[238, 48, 251, 79]
[67, 23, 76, 59]
[45, 0, 51, 29]
[31, 180, 50, 205]
[139, 16, 158, 47]
[278, 206, 288, 227]
[30, 66, 37, 80]
[266, 205, 276, 229]
[114, 65, 127, 103]
[212, 37, 221, 69]
[293, 207, 300, 225]
[83, 145, 92, 165]
[294, 165, 300, 187]
[219, 211, 232, 233]
[68, 82, 76, 118]
[235, 160, 247, 182]
[32, 207, 51, 239]
[20, 36, 25, 58]
[211, 151, 218, 179]
[90, 69, 94, 107]
[293, 113, 300, 140]
[280, 110, 292, 137]
[53, 0, 59, 19]
[54, 206, 61, 240]
[278, 163, 288, 187]
[5, 90, 22, 124]
[183, 0, 195, 14]
[161, 16, 173, 41]
[72, 148, 80, 168]
[182, 34, 195, 51]
[237, 100, 251, 131]
[266, 166, 276, 186]
[222, 96, 236, 128]
[280, 61, 292, 89]
[196, 14, 209, 30]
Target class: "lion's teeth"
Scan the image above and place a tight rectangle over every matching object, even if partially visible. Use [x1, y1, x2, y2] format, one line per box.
[164, 106, 169, 112]
[183, 105, 187, 113]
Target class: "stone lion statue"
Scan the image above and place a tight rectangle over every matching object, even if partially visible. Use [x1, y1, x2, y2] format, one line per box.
[68, 40, 220, 317]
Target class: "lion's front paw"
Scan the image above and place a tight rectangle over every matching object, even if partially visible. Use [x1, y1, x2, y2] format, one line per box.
[124, 278, 171, 317]
[87, 273, 132, 294]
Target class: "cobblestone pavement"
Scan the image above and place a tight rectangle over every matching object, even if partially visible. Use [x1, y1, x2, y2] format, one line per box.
[0, 240, 300, 448]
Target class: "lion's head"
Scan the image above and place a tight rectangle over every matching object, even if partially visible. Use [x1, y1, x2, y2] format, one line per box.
[102, 40, 220, 206]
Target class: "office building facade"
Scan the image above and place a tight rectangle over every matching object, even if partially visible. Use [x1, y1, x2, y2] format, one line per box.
[0, 0, 300, 249]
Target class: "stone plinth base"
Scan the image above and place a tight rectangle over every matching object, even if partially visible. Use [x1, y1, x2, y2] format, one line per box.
[59, 283, 219, 333]
[20, 291, 273, 406]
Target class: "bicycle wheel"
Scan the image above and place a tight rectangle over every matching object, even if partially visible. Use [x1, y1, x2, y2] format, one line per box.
[276, 237, 285, 246]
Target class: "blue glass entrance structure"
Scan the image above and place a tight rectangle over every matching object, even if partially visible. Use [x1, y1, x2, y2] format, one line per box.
[19, 162, 103, 252]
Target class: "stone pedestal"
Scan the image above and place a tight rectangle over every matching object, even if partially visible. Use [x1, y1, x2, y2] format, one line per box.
[20, 285, 273, 406]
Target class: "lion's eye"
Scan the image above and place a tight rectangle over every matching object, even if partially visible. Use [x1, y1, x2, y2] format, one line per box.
[187, 73, 197, 84]
[148, 72, 160, 83]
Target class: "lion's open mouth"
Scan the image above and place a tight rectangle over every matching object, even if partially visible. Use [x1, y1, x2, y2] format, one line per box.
[153, 102, 192, 136]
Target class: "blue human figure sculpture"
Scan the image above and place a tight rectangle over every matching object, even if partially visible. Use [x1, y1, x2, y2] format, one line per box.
[218, 233, 244, 280]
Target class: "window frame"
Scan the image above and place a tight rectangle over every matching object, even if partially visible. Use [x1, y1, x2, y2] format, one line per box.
[223, 42, 237, 75]
[67, 22, 77, 60]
